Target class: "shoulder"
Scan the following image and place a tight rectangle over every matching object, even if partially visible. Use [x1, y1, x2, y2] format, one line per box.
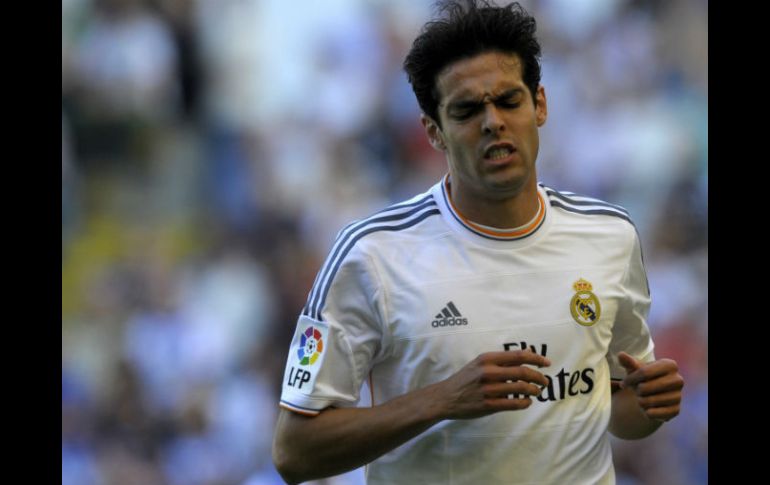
[331, 189, 442, 256]
[541, 184, 637, 232]
[302, 190, 441, 320]
[540, 183, 642, 259]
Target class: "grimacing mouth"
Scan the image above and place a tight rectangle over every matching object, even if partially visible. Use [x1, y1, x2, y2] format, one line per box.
[483, 142, 516, 159]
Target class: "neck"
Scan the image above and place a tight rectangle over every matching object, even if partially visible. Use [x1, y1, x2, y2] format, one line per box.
[448, 177, 540, 229]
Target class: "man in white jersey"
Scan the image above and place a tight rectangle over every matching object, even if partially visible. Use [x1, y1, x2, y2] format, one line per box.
[272, 1, 684, 484]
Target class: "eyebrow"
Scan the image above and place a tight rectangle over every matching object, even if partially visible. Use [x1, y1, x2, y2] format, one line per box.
[445, 88, 525, 112]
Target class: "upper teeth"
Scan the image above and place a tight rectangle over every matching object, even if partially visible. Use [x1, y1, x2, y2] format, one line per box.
[488, 147, 512, 159]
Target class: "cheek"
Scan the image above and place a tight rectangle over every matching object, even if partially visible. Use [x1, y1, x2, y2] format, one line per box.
[444, 126, 482, 169]
[446, 147, 480, 176]
[446, 136, 474, 160]
[525, 126, 539, 147]
[514, 121, 540, 155]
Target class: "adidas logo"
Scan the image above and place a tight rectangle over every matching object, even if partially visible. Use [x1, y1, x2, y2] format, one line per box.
[431, 301, 469, 328]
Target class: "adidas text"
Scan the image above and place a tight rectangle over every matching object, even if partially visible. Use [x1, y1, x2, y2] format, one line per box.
[431, 317, 468, 327]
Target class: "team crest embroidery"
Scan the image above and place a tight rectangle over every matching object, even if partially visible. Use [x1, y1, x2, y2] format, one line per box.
[570, 278, 601, 326]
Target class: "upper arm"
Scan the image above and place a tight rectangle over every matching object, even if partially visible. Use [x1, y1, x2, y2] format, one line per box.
[279, 245, 385, 415]
[606, 226, 655, 378]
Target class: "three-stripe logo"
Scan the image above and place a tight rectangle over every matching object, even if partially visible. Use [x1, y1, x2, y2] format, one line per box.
[302, 193, 439, 321]
[431, 301, 469, 328]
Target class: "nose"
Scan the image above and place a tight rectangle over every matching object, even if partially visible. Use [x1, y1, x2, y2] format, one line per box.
[481, 104, 505, 135]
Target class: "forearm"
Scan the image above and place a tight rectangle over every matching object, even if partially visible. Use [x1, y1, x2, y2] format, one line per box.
[272, 350, 551, 484]
[273, 384, 446, 484]
[608, 387, 662, 440]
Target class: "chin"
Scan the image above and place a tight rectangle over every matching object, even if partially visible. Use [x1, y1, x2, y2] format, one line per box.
[484, 169, 528, 194]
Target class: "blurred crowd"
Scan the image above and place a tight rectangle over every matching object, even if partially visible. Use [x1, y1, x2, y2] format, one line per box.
[61, 0, 707, 484]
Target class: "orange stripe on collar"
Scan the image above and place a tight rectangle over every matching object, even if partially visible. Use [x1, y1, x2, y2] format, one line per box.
[444, 176, 545, 239]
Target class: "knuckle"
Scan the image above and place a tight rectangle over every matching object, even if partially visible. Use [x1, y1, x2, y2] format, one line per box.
[521, 367, 544, 382]
[515, 398, 532, 409]
[518, 382, 538, 396]
[509, 350, 527, 361]
[482, 364, 502, 378]
[644, 410, 655, 419]
[510, 381, 526, 394]
[513, 367, 531, 380]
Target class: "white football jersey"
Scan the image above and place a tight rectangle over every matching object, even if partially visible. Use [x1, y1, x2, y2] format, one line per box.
[279, 175, 655, 485]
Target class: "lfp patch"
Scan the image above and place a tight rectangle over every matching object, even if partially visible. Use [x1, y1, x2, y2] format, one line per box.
[298, 326, 324, 365]
[285, 320, 329, 394]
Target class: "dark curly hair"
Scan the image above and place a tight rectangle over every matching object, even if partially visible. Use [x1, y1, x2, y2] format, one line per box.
[403, 0, 542, 127]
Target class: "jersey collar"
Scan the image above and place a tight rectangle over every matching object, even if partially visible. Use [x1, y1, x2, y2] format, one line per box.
[433, 174, 551, 248]
[441, 174, 546, 240]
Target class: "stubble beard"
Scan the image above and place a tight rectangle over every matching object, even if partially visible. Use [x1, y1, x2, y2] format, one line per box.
[476, 164, 532, 201]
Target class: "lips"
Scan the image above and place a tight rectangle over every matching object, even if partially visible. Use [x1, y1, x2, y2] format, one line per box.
[483, 142, 517, 161]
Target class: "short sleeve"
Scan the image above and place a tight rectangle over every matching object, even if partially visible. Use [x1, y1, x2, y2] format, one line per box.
[279, 245, 385, 416]
[606, 228, 655, 380]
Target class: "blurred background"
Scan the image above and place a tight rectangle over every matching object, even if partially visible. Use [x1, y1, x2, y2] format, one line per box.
[61, 0, 707, 484]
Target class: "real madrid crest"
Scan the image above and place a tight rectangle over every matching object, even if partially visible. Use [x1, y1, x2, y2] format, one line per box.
[570, 278, 601, 326]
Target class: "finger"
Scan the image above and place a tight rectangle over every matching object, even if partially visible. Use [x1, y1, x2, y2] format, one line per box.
[636, 373, 685, 397]
[644, 405, 680, 421]
[483, 396, 533, 411]
[617, 351, 642, 374]
[637, 391, 681, 409]
[482, 381, 543, 398]
[479, 351, 551, 368]
[482, 365, 550, 388]
[623, 359, 680, 388]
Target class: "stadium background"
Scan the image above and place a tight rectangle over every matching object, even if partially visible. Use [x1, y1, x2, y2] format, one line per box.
[61, 0, 707, 484]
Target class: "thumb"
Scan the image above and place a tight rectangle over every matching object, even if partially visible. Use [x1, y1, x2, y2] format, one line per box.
[617, 352, 642, 389]
[617, 351, 642, 373]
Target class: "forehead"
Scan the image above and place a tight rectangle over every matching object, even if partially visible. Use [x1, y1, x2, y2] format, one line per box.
[436, 51, 526, 105]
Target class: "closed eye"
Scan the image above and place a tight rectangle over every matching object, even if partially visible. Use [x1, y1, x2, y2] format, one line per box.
[497, 101, 520, 110]
[448, 103, 482, 120]
[452, 101, 519, 120]
[452, 110, 478, 120]
[446, 88, 524, 120]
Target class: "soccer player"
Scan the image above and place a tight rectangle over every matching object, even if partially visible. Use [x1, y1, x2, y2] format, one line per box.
[272, 1, 684, 484]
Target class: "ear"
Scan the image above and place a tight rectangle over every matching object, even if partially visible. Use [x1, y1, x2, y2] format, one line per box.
[421, 114, 446, 152]
[535, 85, 548, 127]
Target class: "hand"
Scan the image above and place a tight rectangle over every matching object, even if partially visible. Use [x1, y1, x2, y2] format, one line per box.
[429, 350, 551, 420]
[618, 352, 684, 422]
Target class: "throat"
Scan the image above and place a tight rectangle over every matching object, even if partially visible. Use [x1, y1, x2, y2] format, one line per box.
[470, 198, 542, 231]
[446, 177, 541, 230]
